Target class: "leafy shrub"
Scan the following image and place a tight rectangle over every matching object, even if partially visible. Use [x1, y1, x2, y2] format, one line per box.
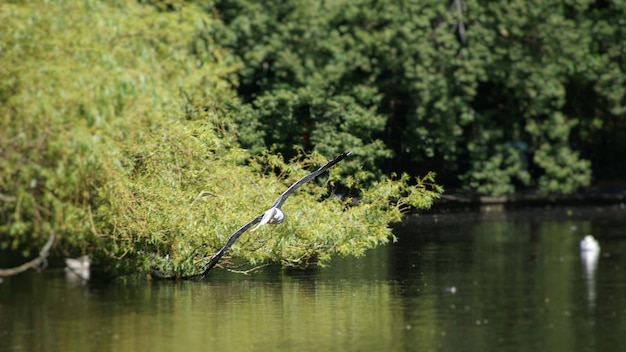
[0, 0, 441, 277]
[210, 0, 626, 195]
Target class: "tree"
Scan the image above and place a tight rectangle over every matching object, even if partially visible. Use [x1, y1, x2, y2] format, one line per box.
[0, 0, 441, 277]
[209, 0, 626, 195]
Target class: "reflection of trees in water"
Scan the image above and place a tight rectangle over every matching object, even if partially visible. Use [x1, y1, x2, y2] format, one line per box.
[391, 210, 621, 350]
[2, 209, 626, 351]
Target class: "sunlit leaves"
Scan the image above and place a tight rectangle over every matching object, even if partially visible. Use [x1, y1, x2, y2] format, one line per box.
[0, 0, 236, 266]
[0, 0, 441, 277]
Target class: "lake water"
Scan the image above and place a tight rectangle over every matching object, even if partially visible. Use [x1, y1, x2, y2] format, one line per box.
[1, 207, 625, 351]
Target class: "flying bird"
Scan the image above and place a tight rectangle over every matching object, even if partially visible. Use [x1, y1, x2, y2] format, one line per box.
[201, 151, 350, 277]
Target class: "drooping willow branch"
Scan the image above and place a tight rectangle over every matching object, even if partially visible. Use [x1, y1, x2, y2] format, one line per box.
[149, 152, 350, 280]
[200, 152, 350, 278]
[0, 232, 55, 277]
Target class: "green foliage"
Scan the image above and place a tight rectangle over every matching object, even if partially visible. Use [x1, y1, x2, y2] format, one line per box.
[526, 113, 591, 194]
[212, 0, 395, 181]
[0, 0, 441, 277]
[98, 127, 441, 275]
[461, 141, 531, 196]
[210, 0, 626, 195]
[0, 0, 236, 270]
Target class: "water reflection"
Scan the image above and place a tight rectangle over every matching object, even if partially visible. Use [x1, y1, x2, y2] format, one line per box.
[579, 235, 600, 311]
[1, 207, 626, 352]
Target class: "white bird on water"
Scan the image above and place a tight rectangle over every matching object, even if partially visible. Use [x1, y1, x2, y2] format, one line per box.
[65, 255, 91, 281]
[580, 235, 600, 253]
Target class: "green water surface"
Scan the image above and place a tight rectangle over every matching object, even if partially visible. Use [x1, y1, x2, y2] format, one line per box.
[1, 207, 625, 351]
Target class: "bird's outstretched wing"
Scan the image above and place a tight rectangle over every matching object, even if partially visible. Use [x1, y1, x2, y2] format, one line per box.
[201, 214, 262, 277]
[271, 151, 350, 209]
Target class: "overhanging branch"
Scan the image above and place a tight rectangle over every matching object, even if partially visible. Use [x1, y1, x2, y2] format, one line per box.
[0, 232, 55, 277]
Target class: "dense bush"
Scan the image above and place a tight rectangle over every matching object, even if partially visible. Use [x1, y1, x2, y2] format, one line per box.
[0, 0, 441, 277]
[210, 0, 625, 195]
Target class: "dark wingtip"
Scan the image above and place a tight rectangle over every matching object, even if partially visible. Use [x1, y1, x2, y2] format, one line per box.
[323, 151, 350, 161]
[331, 151, 350, 164]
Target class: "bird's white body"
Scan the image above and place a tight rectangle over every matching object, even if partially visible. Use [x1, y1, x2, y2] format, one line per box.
[65, 255, 91, 270]
[251, 207, 285, 231]
[65, 255, 91, 281]
[580, 235, 600, 253]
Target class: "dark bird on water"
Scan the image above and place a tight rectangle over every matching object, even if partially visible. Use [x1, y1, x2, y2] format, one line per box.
[201, 151, 350, 277]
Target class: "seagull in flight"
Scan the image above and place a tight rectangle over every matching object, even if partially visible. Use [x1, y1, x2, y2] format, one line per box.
[201, 151, 350, 276]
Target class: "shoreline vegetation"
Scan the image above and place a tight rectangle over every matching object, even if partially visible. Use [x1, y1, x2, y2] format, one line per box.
[2, 0, 625, 278]
[0, 0, 441, 279]
[434, 186, 626, 211]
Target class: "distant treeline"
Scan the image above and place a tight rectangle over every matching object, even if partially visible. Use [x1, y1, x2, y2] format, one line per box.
[204, 0, 625, 195]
